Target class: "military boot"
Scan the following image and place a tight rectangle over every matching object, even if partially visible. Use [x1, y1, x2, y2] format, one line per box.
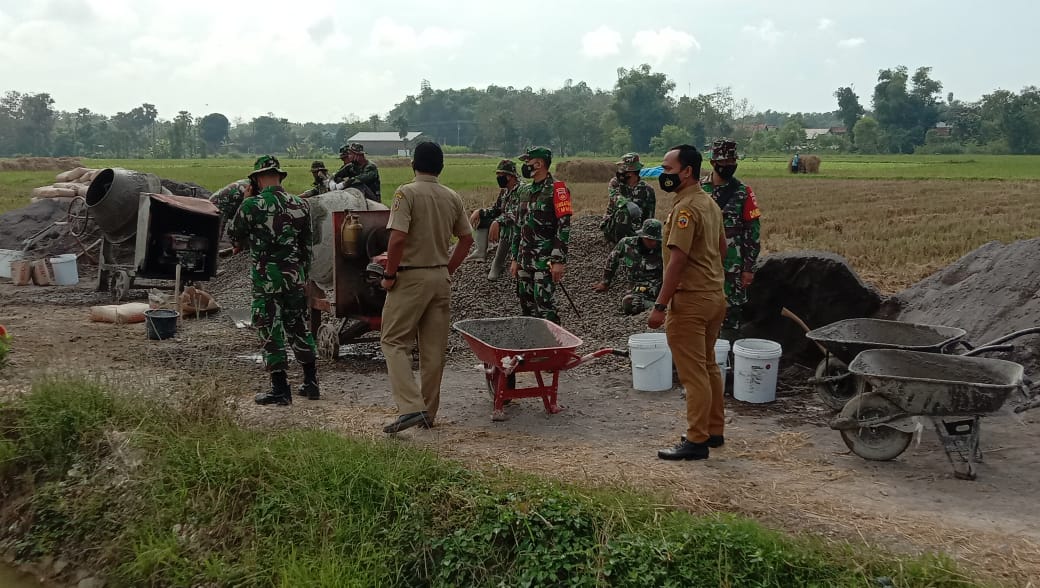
[465, 228, 489, 261]
[298, 362, 320, 400]
[255, 370, 292, 406]
[487, 236, 510, 280]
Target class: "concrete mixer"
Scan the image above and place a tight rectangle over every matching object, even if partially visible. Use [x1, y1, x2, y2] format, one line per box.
[303, 188, 391, 360]
[85, 168, 220, 301]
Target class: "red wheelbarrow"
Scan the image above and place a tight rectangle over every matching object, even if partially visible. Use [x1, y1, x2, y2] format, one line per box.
[453, 317, 629, 421]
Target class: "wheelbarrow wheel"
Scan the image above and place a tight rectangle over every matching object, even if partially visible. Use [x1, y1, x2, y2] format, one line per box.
[317, 320, 344, 360]
[814, 357, 860, 411]
[839, 394, 913, 461]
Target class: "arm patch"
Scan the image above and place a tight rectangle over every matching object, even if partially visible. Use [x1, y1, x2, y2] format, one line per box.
[553, 181, 573, 218]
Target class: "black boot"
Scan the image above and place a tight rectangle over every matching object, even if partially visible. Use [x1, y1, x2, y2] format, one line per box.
[658, 438, 709, 460]
[298, 362, 320, 400]
[255, 370, 292, 406]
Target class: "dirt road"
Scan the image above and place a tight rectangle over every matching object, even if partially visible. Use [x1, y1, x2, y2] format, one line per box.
[2, 284, 1038, 585]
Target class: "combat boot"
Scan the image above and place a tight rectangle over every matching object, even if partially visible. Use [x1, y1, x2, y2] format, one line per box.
[298, 362, 320, 400]
[487, 237, 510, 280]
[465, 228, 489, 261]
[255, 370, 292, 406]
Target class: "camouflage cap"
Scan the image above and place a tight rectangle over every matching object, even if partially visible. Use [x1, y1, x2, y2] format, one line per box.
[615, 152, 643, 172]
[518, 146, 552, 164]
[338, 143, 365, 156]
[495, 159, 518, 176]
[310, 160, 328, 171]
[637, 218, 663, 241]
[710, 139, 738, 162]
[248, 154, 287, 180]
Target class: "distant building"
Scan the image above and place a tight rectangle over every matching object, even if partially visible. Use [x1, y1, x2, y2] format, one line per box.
[828, 126, 848, 135]
[804, 128, 832, 140]
[347, 131, 425, 156]
[743, 123, 779, 133]
[932, 122, 953, 137]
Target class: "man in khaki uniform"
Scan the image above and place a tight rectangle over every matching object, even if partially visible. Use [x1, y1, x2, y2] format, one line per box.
[379, 141, 474, 433]
[648, 144, 728, 461]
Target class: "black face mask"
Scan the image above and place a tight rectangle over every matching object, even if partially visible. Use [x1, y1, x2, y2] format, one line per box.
[714, 164, 737, 181]
[521, 164, 534, 179]
[496, 175, 509, 188]
[658, 173, 682, 193]
[615, 171, 625, 183]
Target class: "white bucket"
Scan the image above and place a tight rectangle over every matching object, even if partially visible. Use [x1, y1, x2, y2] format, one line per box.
[49, 254, 79, 286]
[714, 339, 731, 369]
[628, 332, 673, 392]
[733, 338, 782, 403]
[0, 249, 23, 279]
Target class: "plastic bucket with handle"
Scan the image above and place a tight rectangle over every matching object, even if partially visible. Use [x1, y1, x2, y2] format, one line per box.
[733, 338, 782, 403]
[628, 332, 672, 391]
[49, 254, 79, 286]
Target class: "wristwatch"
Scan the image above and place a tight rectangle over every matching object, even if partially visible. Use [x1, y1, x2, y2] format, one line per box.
[654, 303, 667, 312]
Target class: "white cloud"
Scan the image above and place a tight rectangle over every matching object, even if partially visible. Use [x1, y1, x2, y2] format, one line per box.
[818, 18, 834, 31]
[368, 17, 465, 55]
[631, 28, 699, 64]
[742, 19, 783, 44]
[838, 37, 866, 48]
[581, 26, 622, 58]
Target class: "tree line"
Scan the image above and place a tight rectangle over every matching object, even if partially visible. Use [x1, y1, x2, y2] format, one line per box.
[2, 64, 1039, 158]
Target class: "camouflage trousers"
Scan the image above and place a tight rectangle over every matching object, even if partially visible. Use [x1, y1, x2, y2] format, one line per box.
[621, 283, 659, 315]
[252, 286, 317, 372]
[599, 207, 639, 244]
[722, 272, 748, 334]
[516, 268, 560, 324]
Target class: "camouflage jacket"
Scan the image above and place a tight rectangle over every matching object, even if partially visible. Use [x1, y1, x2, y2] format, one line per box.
[334, 160, 381, 201]
[602, 236, 663, 289]
[511, 174, 572, 269]
[228, 185, 313, 293]
[479, 182, 526, 227]
[210, 179, 250, 226]
[605, 179, 656, 222]
[299, 176, 331, 199]
[703, 178, 761, 274]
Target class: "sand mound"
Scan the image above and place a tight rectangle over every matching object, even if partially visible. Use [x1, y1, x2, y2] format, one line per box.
[0, 157, 82, 171]
[883, 239, 1040, 375]
[555, 160, 615, 183]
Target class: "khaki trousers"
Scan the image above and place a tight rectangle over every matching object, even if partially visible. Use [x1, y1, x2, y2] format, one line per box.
[380, 267, 451, 418]
[666, 289, 727, 443]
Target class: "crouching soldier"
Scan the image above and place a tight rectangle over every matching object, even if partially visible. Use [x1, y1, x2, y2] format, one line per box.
[593, 218, 663, 315]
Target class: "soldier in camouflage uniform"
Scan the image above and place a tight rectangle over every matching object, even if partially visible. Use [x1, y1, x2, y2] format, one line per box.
[210, 178, 250, 237]
[332, 143, 381, 202]
[703, 139, 761, 339]
[466, 159, 526, 279]
[298, 160, 331, 199]
[600, 152, 656, 244]
[228, 155, 319, 406]
[509, 146, 572, 324]
[593, 218, 663, 315]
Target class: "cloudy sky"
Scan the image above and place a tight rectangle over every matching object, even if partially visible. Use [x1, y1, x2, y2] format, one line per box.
[2, 0, 1036, 123]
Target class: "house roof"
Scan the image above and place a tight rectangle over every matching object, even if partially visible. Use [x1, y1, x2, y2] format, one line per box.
[804, 128, 832, 140]
[348, 131, 424, 142]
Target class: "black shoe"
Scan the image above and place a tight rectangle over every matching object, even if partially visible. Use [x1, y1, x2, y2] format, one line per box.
[383, 411, 429, 434]
[256, 371, 292, 406]
[418, 418, 435, 429]
[658, 439, 709, 461]
[297, 362, 320, 400]
[706, 435, 725, 448]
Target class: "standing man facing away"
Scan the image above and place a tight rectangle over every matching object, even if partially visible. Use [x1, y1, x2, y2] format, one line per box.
[333, 143, 382, 202]
[648, 145, 727, 460]
[380, 141, 474, 433]
[466, 159, 525, 279]
[704, 139, 761, 341]
[509, 146, 572, 324]
[228, 155, 320, 405]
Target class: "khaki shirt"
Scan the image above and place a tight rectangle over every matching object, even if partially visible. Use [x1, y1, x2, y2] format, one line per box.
[663, 184, 725, 293]
[387, 175, 471, 267]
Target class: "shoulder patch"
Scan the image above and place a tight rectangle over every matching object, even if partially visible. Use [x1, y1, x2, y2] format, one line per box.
[391, 192, 404, 211]
[677, 209, 691, 229]
[743, 187, 761, 221]
[552, 181, 573, 218]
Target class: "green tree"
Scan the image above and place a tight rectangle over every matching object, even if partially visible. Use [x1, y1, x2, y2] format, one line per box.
[168, 111, 194, 158]
[608, 126, 632, 154]
[834, 86, 864, 139]
[1003, 87, 1040, 154]
[853, 116, 882, 154]
[779, 116, 806, 150]
[199, 113, 230, 154]
[649, 124, 690, 154]
[872, 66, 943, 152]
[612, 64, 675, 151]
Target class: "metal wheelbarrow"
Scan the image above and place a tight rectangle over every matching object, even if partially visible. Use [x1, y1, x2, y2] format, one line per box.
[453, 317, 628, 421]
[829, 349, 1038, 479]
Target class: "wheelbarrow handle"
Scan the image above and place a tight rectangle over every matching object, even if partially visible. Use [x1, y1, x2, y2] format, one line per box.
[563, 348, 628, 370]
[974, 327, 1040, 349]
[961, 344, 1015, 357]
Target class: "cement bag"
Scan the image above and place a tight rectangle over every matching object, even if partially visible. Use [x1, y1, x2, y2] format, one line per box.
[90, 302, 150, 324]
[53, 182, 82, 191]
[179, 286, 220, 317]
[56, 167, 88, 182]
[308, 188, 388, 292]
[31, 186, 76, 199]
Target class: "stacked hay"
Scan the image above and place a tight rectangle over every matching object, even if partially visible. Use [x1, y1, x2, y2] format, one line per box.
[555, 160, 616, 183]
[0, 156, 82, 171]
[30, 167, 100, 200]
[789, 155, 821, 174]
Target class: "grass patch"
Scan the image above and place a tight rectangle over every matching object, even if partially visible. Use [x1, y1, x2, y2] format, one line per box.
[0, 377, 984, 587]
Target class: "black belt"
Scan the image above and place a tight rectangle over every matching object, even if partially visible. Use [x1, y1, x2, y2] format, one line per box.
[398, 264, 447, 271]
